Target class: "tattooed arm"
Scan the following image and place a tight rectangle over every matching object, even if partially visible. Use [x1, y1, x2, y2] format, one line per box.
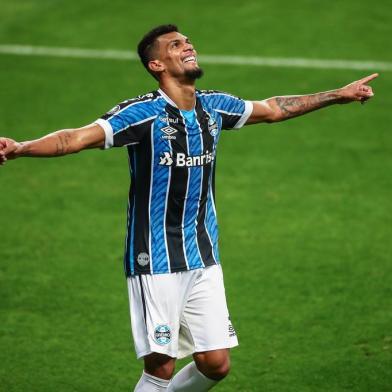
[246, 73, 378, 124]
[0, 123, 105, 165]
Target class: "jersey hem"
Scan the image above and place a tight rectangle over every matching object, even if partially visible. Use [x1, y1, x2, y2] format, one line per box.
[136, 342, 239, 360]
[194, 341, 239, 353]
[136, 350, 173, 360]
[127, 263, 220, 277]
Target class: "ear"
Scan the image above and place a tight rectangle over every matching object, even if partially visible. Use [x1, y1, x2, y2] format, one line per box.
[148, 60, 165, 73]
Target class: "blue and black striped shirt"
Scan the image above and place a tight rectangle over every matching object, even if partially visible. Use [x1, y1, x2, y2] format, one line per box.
[96, 89, 252, 276]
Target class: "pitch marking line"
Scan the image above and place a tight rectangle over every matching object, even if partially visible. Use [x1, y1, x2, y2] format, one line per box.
[0, 44, 391, 72]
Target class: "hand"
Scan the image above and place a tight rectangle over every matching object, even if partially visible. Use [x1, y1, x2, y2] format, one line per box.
[0, 138, 21, 166]
[338, 73, 378, 104]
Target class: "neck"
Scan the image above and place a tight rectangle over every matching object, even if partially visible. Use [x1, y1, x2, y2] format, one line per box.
[159, 78, 196, 110]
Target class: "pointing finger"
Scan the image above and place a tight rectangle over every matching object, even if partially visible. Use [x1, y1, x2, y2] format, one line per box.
[359, 73, 379, 84]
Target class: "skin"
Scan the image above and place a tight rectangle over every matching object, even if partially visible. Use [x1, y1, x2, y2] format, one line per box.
[0, 30, 379, 383]
[0, 32, 378, 163]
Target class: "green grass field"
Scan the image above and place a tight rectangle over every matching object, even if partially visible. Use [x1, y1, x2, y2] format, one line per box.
[1, 1, 391, 391]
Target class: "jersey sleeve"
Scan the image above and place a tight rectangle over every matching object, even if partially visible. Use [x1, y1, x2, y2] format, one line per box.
[95, 97, 157, 149]
[207, 91, 253, 130]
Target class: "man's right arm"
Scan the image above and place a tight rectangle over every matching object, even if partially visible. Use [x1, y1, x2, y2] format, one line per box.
[0, 123, 105, 165]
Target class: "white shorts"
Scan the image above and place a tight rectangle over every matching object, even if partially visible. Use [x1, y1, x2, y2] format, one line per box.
[127, 264, 238, 359]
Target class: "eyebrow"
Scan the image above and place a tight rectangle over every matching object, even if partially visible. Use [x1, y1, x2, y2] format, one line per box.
[168, 37, 191, 45]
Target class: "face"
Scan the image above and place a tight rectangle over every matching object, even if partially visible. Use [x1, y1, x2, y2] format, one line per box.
[150, 31, 203, 81]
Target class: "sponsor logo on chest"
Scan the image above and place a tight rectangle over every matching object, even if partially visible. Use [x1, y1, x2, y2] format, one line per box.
[159, 116, 179, 124]
[159, 150, 215, 167]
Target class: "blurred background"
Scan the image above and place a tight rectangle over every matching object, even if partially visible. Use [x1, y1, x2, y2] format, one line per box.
[0, 1, 391, 391]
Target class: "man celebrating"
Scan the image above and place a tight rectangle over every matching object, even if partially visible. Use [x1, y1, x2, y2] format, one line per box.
[0, 24, 377, 391]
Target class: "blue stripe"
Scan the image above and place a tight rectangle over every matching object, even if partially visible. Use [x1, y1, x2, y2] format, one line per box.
[150, 119, 171, 273]
[109, 100, 159, 134]
[182, 111, 204, 269]
[205, 185, 220, 263]
[183, 100, 221, 266]
[198, 92, 245, 115]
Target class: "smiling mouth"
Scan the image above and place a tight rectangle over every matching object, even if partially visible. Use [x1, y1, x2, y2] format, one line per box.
[183, 55, 197, 64]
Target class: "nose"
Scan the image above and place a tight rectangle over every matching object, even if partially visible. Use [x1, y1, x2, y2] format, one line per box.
[184, 42, 194, 52]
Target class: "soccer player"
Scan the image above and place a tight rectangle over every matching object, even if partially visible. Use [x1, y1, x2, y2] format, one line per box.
[0, 24, 377, 391]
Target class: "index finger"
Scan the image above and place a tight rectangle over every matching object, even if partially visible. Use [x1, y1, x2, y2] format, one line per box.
[359, 73, 379, 84]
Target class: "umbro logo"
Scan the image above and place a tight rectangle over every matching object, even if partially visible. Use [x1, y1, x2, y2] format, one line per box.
[161, 126, 177, 140]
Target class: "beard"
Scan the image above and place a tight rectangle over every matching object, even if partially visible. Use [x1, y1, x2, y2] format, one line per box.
[184, 66, 204, 80]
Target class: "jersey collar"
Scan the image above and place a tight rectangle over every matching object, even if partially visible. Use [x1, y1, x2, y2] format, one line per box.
[158, 88, 199, 111]
[158, 88, 178, 108]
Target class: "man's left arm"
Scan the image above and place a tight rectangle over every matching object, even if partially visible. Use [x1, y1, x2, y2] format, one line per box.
[246, 73, 378, 124]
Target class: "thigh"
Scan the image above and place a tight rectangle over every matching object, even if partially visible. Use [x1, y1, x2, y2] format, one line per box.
[180, 265, 238, 353]
[128, 271, 198, 359]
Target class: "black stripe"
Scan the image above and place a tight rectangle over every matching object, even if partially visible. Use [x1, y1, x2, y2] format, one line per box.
[124, 146, 136, 276]
[132, 122, 154, 275]
[113, 123, 151, 147]
[196, 89, 226, 96]
[138, 275, 147, 327]
[195, 99, 217, 267]
[165, 104, 189, 271]
[212, 156, 217, 205]
[220, 112, 242, 130]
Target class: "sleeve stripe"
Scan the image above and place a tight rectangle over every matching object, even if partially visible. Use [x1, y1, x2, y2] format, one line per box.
[105, 98, 153, 121]
[198, 92, 235, 99]
[94, 118, 113, 149]
[233, 100, 253, 129]
[215, 109, 243, 116]
[113, 115, 158, 135]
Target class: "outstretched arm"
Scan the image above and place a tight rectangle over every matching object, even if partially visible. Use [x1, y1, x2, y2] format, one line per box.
[246, 73, 378, 124]
[0, 123, 105, 165]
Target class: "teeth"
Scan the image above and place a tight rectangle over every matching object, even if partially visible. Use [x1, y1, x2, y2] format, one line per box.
[183, 56, 196, 63]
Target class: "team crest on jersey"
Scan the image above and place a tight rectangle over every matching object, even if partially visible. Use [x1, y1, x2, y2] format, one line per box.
[154, 325, 171, 345]
[208, 117, 218, 137]
[160, 126, 177, 140]
[137, 252, 150, 266]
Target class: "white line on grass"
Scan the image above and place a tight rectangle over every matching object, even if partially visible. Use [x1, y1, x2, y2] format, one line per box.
[0, 44, 391, 72]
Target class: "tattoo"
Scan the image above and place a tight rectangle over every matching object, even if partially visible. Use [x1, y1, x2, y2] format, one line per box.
[55, 131, 72, 155]
[275, 91, 340, 120]
[16, 141, 34, 157]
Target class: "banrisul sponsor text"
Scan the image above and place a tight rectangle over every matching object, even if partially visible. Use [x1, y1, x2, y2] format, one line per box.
[159, 150, 215, 167]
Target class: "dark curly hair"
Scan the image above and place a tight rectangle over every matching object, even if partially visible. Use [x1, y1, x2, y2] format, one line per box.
[137, 24, 178, 79]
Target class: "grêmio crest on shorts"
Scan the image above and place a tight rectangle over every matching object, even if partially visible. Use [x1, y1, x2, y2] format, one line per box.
[95, 89, 253, 276]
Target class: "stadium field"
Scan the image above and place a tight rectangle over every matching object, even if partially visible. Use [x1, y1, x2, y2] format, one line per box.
[1, 1, 391, 391]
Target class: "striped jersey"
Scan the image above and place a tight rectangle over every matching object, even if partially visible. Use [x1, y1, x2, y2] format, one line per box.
[96, 89, 252, 276]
